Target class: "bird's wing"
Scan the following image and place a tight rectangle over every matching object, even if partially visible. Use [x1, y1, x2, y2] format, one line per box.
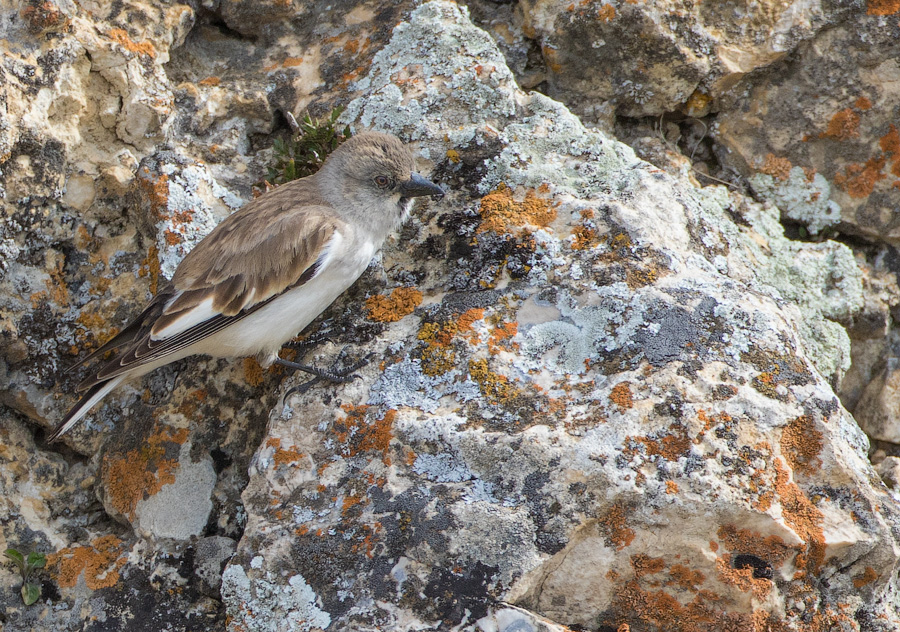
[77, 183, 345, 390]
[65, 285, 175, 373]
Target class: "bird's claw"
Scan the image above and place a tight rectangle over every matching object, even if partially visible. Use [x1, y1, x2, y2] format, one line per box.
[277, 352, 375, 401]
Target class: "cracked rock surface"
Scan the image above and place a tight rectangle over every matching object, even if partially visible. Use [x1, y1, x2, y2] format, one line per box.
[2, 1, 900, 631]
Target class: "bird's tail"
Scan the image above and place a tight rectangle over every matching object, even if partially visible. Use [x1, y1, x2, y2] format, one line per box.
[47, 376, 126, 442]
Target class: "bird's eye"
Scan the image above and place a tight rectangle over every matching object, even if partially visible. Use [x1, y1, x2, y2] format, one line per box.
[374, 175, 392, 189]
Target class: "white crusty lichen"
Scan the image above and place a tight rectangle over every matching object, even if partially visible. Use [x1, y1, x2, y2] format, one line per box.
[341, 1, 517, 151]
[155, 161, 243, 279]
[478, 92, 636, 195]
[221, 564, 331, 632]
[750, 166, 841, 235]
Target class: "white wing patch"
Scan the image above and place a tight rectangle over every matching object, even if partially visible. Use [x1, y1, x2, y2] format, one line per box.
[151, 295, 219, 341]
[314, 230, 345, 276]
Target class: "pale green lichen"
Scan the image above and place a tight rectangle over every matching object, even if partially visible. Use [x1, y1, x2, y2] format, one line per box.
[750, 166, 841, 235]
[221, 565, 330, 632]
[478, 92, 635, 195]
[341, 1, 518, 153]
[693, 185, 861, 379]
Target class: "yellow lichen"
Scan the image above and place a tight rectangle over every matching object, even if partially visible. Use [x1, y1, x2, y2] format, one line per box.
[49, 535, 127, 590]
[477, 183, 558, 235]
[365, 287, 423, 322]
[101, 426, 188, 519]
[468, 358, 520, 405]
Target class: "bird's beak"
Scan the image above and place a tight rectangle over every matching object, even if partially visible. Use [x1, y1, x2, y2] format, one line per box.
[400, 173, 445, 198]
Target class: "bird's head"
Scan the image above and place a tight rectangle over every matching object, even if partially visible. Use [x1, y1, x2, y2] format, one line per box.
[318, 131, 444, 229]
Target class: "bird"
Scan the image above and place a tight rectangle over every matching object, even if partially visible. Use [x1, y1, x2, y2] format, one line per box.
[49, 131, 444, 442]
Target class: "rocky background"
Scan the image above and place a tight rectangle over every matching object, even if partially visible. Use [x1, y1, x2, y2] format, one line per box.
[2, 0, 900, 630]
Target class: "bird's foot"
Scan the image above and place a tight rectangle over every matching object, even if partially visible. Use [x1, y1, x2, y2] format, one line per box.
[277, 352, 374, 399]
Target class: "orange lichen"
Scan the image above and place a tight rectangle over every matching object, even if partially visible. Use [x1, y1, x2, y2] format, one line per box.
[365, 287, 423, 322]
[715, 555, 772, 599]
[136, 167, 170, 219]
[631, 554, 665, 578]
[542, 45, 562, 73]
[488, 321, 518, 353]
[802, 166, 818, 182]
[668, 564, 705, 592]
[349, 523, 380, 559]
[334, 405, 394, 465]
[283, 56, 304, 67]
[834, 155, 887, 198]
[108, 28, 157, 58]
[343, 39, 360, 54]
[101, 426, 189, 519]
[242, 357, 266, 387]
[49, 535, 128, 590]
[199, 76, 221, 86]
[446, 149, 461, 164]
[759, 154, 792, 181]
[854, 96, 872, 110]
[74, 309, 118, 354]
[477, 183, 558, 235]
[457, 308, 485, 341]
[468, 358, 520, 405]
[852, 566, 878, 588]
[779, 415, 822, 475]
[163, 228, 183, 246]
[597, 3, 616, 20]
[666, 481, 679, 494]
[138, 244, 162, 294]
[880, 124, 900, 156]
[820, 108, 860, 141]
[609, 382, 633, 411]
[773, 459, 825, 573]
[716, 524, 795, 569]
[341, 494, 364, 513]
[639, 425, 691, 461]
[867, 0, 900, 15]
[40, 258, 70, 308]
[175, 389, 207, 417]
[601, 504, 635, 550]
[607, 579, 730, 631]
[21, 1, 69, 34]
[572, 224, 600, 250]
[273, 445, 305, 466]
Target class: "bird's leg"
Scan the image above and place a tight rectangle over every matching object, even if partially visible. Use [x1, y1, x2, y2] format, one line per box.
[282, 330, 333, 352]
[276, 352, 375, 399]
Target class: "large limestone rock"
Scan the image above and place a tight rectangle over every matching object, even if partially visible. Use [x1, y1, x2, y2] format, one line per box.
[1, 1, 899, 631]
[219, 3, 899, 631]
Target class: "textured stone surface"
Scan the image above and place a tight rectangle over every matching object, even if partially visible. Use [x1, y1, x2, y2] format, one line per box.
[471, 1, 900, 242]
[1, 0, 900, 631]
[223, 3, 899, 631]
[504, 0, 853, 118]
[718, 10, 900, 243]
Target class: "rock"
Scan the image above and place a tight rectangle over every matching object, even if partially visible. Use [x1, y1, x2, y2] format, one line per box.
[716, 10, 900, 243]
[508, 0, 853, 118]
[1, 0, 899, 630]
[220, 3, 900, 631]
[874, 456, 900, 492]
[193, 536, 237, 596]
